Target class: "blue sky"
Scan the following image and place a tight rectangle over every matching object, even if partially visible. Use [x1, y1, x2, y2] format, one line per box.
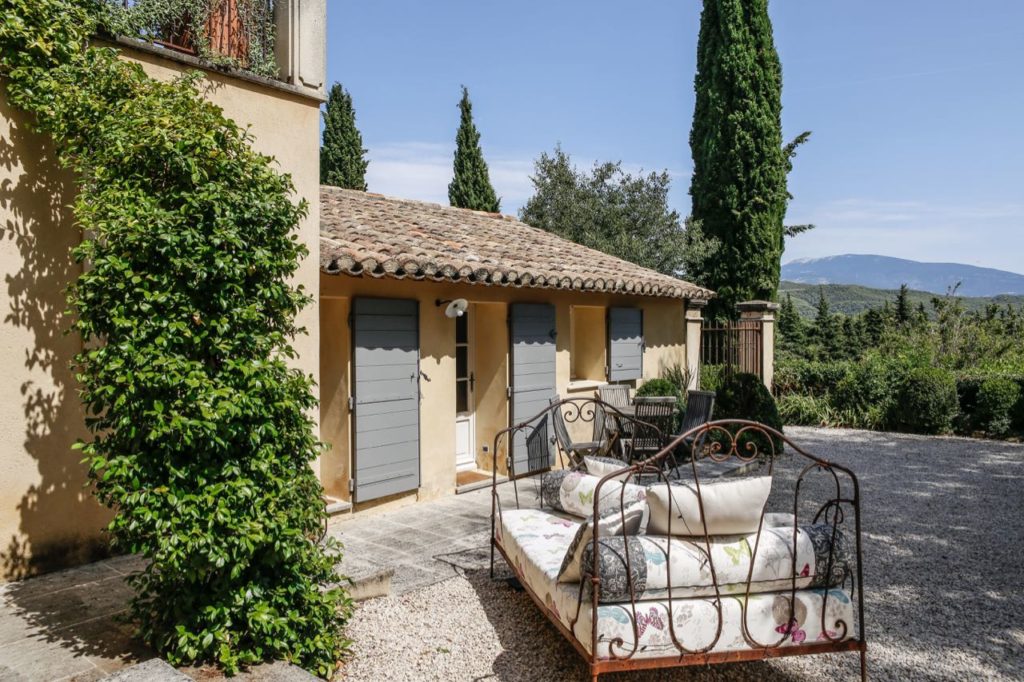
[325, 1, 1024, 273]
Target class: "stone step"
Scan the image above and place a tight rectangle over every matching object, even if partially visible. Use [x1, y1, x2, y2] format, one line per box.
[102, 659, 191, 681]
[324, 496, 351, 517]
[337, 555, 394, 601]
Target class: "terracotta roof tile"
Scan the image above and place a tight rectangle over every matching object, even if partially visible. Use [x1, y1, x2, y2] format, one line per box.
[319, 186, 714, 301]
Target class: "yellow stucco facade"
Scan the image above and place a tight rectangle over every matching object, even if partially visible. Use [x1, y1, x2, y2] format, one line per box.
[319, 273, 697, 514]
[0, 45, 323, 580]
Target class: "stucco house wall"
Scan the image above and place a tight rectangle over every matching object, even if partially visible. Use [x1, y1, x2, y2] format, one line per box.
[318, 272, 697, 514]
[0, 36, 324, 579]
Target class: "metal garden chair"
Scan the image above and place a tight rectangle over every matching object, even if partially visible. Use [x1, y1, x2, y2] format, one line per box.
[597, 383, 631, 411]
[598, 383, 633, 452]
[670, 390, 716, 463]
[623, 396, 676, 463]
[549, 396, 611, 465]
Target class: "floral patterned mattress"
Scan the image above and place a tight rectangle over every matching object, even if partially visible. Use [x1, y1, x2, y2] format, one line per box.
[496, 508, 855, 660]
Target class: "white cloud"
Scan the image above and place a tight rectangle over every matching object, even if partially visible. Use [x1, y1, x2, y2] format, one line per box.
[783, 198, 1024, 272]
[363, 142, 690, 216]
[364, 142, 535, 213]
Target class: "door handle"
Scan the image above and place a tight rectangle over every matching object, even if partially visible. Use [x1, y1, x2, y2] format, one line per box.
[469, 372, 475, 391]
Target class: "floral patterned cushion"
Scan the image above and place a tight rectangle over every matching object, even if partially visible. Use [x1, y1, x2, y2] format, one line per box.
[586, 588, 854, 659]
[540, 470, 646, 518]
[495, 507, 855, 660]
[580, 523, 850, 602]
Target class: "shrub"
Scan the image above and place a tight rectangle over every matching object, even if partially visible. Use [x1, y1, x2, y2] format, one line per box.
[829, 353, 900, 428]
[636, 377, 679, 399]
[1, 0, 350, 675]
[661, 362, 692, 398]
[954, 376, 985, 434]
[1015, 396, 1024, 433]
[712, 372, 784, 455]
[976, 377, 1021, 437]
[700, 364, 725, 393]
[774, 358, 855, 397]
[777, 393, 833, 426]
[886, 366, 959, 434]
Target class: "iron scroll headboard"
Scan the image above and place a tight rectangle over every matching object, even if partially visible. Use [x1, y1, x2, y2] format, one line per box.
[488, 397, 867, 681]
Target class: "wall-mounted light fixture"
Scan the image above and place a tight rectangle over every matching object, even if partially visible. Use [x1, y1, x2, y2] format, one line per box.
[435, 298, 469, 318]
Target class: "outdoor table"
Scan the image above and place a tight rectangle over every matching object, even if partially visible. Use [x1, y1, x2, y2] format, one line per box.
[606, 403, 680, 460]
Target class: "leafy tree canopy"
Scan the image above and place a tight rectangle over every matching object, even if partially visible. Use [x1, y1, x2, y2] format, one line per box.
[520, 146, 713, 278]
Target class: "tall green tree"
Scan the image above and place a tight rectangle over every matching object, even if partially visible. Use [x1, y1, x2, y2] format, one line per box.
[777, 292, 805, 349]
[519, 147, 692, 275]
[320, 83, 369, 189]
[812, 288, 838, 357]
[448, 86, 500, 212]
[689, 0, 788, 319]
[895, 283, 912, 325]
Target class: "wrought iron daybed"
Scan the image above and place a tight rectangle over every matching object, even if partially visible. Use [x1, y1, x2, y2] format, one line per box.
[489, 397, 867, 681]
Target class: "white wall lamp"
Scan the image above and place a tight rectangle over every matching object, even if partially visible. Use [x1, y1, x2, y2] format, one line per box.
[435, 298, 469, 318]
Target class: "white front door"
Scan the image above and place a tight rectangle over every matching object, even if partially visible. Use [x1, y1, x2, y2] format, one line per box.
[454, 307, 476, 471]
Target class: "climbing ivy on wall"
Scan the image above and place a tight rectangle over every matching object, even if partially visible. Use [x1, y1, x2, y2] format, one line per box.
[0, 0, 349, 675]
[102, 0, 279, 78]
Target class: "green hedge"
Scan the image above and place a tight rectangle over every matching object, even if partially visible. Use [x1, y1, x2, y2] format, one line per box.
[776, 359, 1024, 438]
[773, 359, 855, 397]
[977, 377, 1021, 436]
[957, 375, 1024, 437]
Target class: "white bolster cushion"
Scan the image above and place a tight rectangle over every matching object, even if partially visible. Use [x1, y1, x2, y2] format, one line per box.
[646, 476, 772, 536]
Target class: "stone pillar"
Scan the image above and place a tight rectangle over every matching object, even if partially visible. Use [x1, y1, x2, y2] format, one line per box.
[684, 299, 707, 391]
[736, 300, 779, 391]
[274, 0, 326, 95]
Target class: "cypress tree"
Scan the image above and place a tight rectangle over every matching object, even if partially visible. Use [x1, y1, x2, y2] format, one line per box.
[320, 83, 369, 190]
[895, 283, 911, 325]
[448, 86, 500, 212]
[689, 0, 787, 319]
[778, 292, 805, 348]
[813, 288, 838, 358]
[864, 306, 886, 346]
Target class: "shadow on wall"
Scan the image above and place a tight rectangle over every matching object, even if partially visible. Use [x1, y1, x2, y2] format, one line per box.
[0, 98, 111, 580]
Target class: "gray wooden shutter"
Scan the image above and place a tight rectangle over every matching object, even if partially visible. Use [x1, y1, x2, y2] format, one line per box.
[352, 298, 420, 502]
[607, 307, 643, 381]
[509, 303, 557, 474]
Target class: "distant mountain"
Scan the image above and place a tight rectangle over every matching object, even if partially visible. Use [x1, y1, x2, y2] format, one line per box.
[781, 254, 1024, 297]
[779, 281, 1024, 319]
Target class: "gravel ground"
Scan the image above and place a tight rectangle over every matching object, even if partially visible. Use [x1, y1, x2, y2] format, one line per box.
[339, 427, 1024, 681]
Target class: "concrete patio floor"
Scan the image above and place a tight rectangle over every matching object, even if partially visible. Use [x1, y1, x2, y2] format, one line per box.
[326, 482, 539, 597]
[0, 480, 526, 681]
